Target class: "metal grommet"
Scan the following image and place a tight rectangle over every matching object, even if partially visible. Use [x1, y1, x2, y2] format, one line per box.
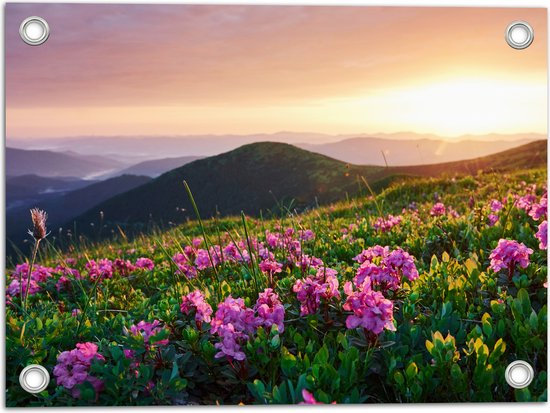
[505, 360, 534, 389]
[505, 21, 534, 50]
[19, 364, 50, 394]
[19, 16, 50, 46]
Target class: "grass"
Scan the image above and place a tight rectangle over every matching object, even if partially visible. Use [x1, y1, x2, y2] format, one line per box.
[5, 167, 548, 405]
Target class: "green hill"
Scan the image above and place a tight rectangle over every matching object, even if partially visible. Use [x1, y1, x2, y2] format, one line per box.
[69, 140, 546, 234]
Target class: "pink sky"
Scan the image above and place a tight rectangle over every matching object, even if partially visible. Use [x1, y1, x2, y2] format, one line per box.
[6, 4, 547, 138]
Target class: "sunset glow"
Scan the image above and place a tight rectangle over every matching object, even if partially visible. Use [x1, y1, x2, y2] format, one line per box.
[5, 4, 547, 139]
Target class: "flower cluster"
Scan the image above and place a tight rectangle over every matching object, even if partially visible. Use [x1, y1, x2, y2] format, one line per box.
[528, 192, 547, 221]
[488, 239, 533, 274]
[180, 290, 213, 327]
[6, 264, 55, 298]
[128, 320, 169, 346]
[113, 258, 136, 276]
[135, 257, 155, 270]
[292, 267, 340, 316]
[85, 259, 114, 281]
[259, 258, 283, 277]
[341, 245, 419, 335]
[254, 288, 285, 333]
[536, 221, 547, 250]
[490, 199, 504, 212]
[210, 296, 259, 361]
[168, 228, 316, 283]
[210, 289, 286, 361]
[343, 282, 395, 334]
[430, 202, 446, 217]
[354, 246, 418, 291]
[53, 343, 104, 398]
[373, 214, 402, 233]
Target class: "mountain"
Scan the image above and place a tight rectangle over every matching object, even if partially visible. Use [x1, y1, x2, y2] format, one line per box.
[6, 175, 152, 249]
[110, 156, 203, 178]
[299, 136, 543, 166]
[6, 147, 126, 178]
[8, 132, 544, 162]
[6, 175, 95, 209]
[68, 140, 546, 235]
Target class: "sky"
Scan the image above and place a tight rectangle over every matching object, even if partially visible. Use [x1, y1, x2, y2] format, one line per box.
[5, 4, 548, 139]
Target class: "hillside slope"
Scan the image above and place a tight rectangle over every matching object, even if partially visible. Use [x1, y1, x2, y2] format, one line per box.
[299, 136, 539, 166]
[68, 140, 546, 234]
[7, 175, 152, 247]
[111, 156, 203, 178]
[7, 175, 94, 208]
[6, 147, 123, 178]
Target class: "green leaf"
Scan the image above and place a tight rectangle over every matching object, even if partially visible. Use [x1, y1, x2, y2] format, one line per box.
[405, 362, 418, 379]
[170, 361, 179, 381]
[450, 363, 462, 380]
[516, 289, 531, 316]
[488, 338, 506, 364]
[313, 345, 329, 365]
[515, 388, 532, 402]
[270, 334, 281, 349]
[281, 351, 297, 377]
[394, 371, 405, 386]
[425, 340, 434, 355]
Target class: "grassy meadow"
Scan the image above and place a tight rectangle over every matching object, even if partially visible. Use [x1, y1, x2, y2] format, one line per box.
[5, 167, 548, 405]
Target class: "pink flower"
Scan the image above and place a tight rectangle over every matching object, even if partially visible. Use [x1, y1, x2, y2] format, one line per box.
[173, 251, 198, 278]
[298, 229, 315, 241]
[300, 389, 322, 405]
[292, 267, 340, 316]
[214, 324, 247, 361]
[135, 257, 154, 270]
[430, 202, 446, 217]
[210, 296, 259, 360]
[76, 342, 105, 362]
[195, 249, 212, 270]
[85, 259, 113, 281]
[373, 214, 402, 233]
[354, 246, 389, 264]
[53, 342, 104, 398]
[516, 193, 537, 212]
[385, 248, 419, 282]
[180, 290, 213, 324]
[7, 278, 40, 297]
[353, 246, 418, 291]
[222, 242, 241, 262]
[211, 296, 258, 336]
[265, 231, 282, 249]
[490, 199, 503, 212]
[129, 320, 169, 346]
[113, 258, 136, 276]
[488, 214, 499, 227]
[53, 352, 89, 389]
[489, 239, 534, 273]
[254, 288, 285, 333]
[343, 285, 395, 334]
[259, 259, 283, 276]
[536, 220, 547, 250]
[528, 192, 547, 221]
[295, 255, 324, 273]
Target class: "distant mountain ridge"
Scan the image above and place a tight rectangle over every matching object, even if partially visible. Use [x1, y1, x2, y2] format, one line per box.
[6, 175, 152, 251]
[8, 132, 544, 162]
[109, 156, 204, 178]
[68, 140, 547, 236]
[7, 175, 95, 209]
[6, 147, 125, 178]
[298, 137, 542, 166]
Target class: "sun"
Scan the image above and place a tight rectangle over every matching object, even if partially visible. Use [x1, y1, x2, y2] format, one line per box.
[325, 76, 546, 137]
